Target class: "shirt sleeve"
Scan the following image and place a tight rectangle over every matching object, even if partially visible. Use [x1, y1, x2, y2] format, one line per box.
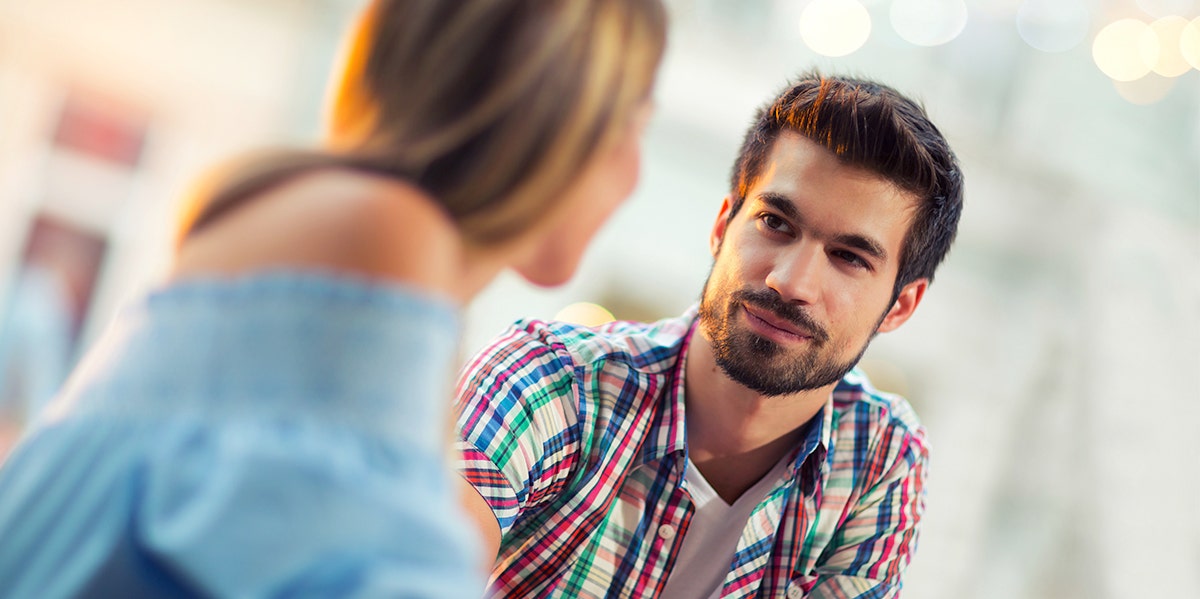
[453, 320, 584, 535]
[808, 424, 929, 599]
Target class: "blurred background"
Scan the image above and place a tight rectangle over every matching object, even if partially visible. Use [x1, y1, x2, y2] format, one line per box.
[0, 0, 1196, 596]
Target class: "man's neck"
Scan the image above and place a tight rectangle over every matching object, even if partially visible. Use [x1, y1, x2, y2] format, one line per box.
[682, 329, 832, 504]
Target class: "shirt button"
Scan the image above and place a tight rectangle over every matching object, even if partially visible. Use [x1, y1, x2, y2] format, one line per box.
[657, 524, 676, 540]
[786, 582, 803, 599]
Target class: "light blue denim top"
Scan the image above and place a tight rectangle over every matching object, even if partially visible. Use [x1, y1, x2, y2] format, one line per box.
[0, 272, 482, 598]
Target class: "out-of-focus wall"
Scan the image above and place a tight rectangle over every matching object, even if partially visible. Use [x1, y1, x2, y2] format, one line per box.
[0, 0, 353, 339]
[0, 0, 356, 455]
[0, 1, 1196, 598]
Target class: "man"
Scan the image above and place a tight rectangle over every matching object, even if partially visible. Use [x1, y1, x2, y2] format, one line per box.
[455, 72, 964, 599]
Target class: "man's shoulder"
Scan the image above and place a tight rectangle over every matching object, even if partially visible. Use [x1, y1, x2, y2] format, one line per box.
[826, 369, 928, 492]
[495, 309, 696, 375]
[831, 368, 924, 438]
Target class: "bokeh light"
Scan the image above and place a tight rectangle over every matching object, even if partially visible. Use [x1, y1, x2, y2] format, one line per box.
[1112, 73, 1177, 104]
[976, 0, 1025, 20]
[553, 302, 615, 327]
[1148, 16, 1193, 76]
[1134, 0, 1197, 18]
[1181, 16, 1200, 70]
[1016, 0, 1089, 53]
[1092, 19, 1159, 81]
[799, 0, 872, 57]
[890, 0, 969, 46]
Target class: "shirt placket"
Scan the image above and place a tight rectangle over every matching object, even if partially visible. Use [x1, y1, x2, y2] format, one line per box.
[624, 455, 692, 599]
[763, 455, 826, 599]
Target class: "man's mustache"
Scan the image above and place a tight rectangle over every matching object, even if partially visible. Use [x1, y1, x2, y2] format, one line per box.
[735, 289, 829, 344]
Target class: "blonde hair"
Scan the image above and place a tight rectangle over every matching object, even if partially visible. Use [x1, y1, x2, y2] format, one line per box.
[181, 0, 667, 246]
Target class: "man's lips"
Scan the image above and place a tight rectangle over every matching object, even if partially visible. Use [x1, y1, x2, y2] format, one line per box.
[742, 303, 813, 340]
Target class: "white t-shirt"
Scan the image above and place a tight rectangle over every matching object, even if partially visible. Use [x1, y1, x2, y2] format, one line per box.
[659, 455, 791, 599]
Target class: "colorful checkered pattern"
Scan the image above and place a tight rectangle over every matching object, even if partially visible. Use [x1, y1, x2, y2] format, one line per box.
[455, 307, 928, 599]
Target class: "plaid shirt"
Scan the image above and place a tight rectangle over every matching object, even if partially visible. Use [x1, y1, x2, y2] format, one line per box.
[455, 307, 928, 599]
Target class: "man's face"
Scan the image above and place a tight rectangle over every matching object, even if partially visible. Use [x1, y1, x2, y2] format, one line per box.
[698, 132, 926, 396]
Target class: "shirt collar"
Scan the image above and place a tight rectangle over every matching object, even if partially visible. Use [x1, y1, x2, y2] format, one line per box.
[638, 306, 698, 465]
[791, 396, 833, 474]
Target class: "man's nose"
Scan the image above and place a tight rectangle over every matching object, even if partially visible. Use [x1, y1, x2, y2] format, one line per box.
[764, 241, 823, 305]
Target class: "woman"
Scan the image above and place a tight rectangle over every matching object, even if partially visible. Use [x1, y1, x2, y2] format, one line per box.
[0, 1, 666, 597]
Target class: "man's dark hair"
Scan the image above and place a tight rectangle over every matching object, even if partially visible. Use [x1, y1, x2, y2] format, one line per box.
[729, 71, 964, 295]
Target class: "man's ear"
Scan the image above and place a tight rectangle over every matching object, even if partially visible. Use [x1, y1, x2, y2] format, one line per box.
[876, 278, 928, 334]
[710, 196, 734, 257]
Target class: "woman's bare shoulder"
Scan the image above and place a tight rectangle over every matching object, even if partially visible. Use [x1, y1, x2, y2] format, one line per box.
[173, 169, 462, 288]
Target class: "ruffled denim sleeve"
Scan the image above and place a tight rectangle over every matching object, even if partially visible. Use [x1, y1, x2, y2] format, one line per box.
[0, 272, 483, 598]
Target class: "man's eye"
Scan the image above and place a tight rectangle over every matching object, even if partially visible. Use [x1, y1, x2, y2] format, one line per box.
[760, 213, 789, 233]
[834, 250, 868, 269]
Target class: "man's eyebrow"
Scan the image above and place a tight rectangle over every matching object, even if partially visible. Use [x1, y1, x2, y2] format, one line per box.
[755, 191, 889, 263]
[835, 233, 888, 263]
[757, 192, 800, 221]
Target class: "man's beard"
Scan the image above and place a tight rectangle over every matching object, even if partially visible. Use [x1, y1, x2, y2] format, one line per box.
[697, 275, 874, 397]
